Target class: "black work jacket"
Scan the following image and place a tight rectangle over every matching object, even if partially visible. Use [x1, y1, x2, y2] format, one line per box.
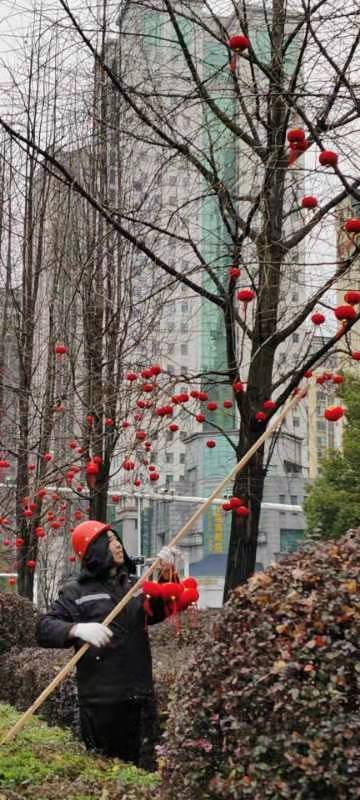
[36, 571, 165, 706]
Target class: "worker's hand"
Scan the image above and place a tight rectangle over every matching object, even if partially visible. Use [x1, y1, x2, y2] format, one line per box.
[70, 622, 113, 648]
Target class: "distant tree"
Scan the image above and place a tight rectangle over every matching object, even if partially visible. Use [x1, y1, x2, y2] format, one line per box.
[304, 374, 360, 540]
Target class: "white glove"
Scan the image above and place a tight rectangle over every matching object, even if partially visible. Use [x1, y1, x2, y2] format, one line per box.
[71, 622, 113, 648]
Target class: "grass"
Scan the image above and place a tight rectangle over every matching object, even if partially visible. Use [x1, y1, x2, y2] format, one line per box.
[0, 703, 160, 799]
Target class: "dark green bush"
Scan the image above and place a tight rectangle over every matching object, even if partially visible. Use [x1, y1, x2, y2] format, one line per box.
[160, 531, 360, 800]
[0, 590, 38, 654]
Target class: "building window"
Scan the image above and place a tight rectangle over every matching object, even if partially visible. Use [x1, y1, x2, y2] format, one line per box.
[290, 495, 298, 505]
[292, 333, 299, 343]
[168, 344, 175, 354]
[166, 474, 174, 484]
[293, 417, 300, 428]
[181, 323, 188, 334]
[279, 494, 286, 504]
[180, 366, 188, 375]
[180, 431, 187, 441]
[181, 302, 188, 312]
[179, 453, 185, 464]
[280, 529, 305, 553]
[166, 431, 174, 442]
[165, 452, 174, 464]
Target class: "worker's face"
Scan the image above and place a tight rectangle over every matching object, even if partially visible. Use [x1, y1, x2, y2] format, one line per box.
[107, 531, 125, 565]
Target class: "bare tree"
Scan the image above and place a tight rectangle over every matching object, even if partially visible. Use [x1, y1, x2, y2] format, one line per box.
[1, 0, 360, 599]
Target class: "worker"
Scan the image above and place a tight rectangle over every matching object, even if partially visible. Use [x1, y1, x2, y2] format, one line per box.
[36, 521, 169, 768]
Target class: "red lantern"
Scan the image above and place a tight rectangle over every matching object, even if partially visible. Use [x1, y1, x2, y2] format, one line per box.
[54, 343, 68, 355]
[150, 364, 162, 376]
[235, 505, 250, 517]
[195, 413, 205, 423]
[344, 219, 360, 234]
[43, 453, 53, 462]
[262, 400, 276, 411]
[23, 507, 33, 518]
[223, 400, 233, 409]
[344, 290, 360, 304]
[287, 128, 305, 144]
[304, 370, 313, 378]
[311, 312, 325, 325]
[142, 581, 163, 597]
[135, 430, 147, 441]
[207, 401, 218, 411]
[319, 150, 338, 168]
[122, 420, 130, 429]
[169, 423, 179, 432]
[227, 34, 250, 52]
[8, 577, 16, 586]
[35, 527, 45, 538]
[0, 459, 10, 469]
[140, 369, 153, 379]
[111, 494, 121, 503]
[233, 381, 244, 393]
[148, 465, 156, 471]
[142, 383, 154, 393]
[27, 463, 36, 471]
[126, 372, 137, 382]
[237, 288, 256, 303]
[122, 460, 135, 471]
[255, 411, 266, 422]
[86, 414, 94, 426]
[334, 304, 357, 322]
[149, 472, 159, 481]
[2, 538, 10, 546]
[206, 440, 216, 448]
[351, 351, 360, 361]
[182, 577, 198, 590]
[134, 479, 141, 487]
[26, 560, 36, 570]
[190, 390, 200, 399]
[301, 196, 318, 209]
[332, 374, 345, 384]
[15, 537, 25, 548]
[324, 405, 344, 422]
[229, 266, 241, 278]
[68, 440, 77, 450]
[105, 418, 113, 427]
[198, 391, 208, 401]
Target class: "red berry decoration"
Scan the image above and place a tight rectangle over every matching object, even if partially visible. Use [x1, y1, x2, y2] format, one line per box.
[255, 411, 266, 422]
[332, 374, 345, 384]
[233, 381, 244, 393]
[262, 400, 276, 411]
[86, 414, 94, 426]
[43, 452, 52, 462]
[149, 472, 159, 481]
[304, 370, 313, 378]
[169, 423, 179, 432]
[206, 439, 216, 448]
[126, 372, 137, 382]
[135, 430, 147, 441]
[26, 560, 36, 570]
[223, 400, 233, 409]
[207, 401, 218, 411]
[122, 460, 135, 471]
[229, 266, 241, 278]
[195, 413, 205, 423]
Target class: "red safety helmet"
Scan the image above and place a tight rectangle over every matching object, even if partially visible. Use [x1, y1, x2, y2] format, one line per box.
[71, 520, 112, 559]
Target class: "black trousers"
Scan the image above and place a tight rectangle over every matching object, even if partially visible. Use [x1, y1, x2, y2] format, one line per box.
[79, 699, 156, 768]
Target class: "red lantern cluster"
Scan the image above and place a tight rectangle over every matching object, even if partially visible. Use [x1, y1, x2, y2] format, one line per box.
[142, 577, 199, 614]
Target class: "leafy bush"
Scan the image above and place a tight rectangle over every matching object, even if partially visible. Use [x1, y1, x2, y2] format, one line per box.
[0, 590, 38, 654]
[160, 531, 360, 800]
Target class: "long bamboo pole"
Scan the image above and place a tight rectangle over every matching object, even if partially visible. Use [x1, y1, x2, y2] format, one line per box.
[1, 388, 305, 744]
